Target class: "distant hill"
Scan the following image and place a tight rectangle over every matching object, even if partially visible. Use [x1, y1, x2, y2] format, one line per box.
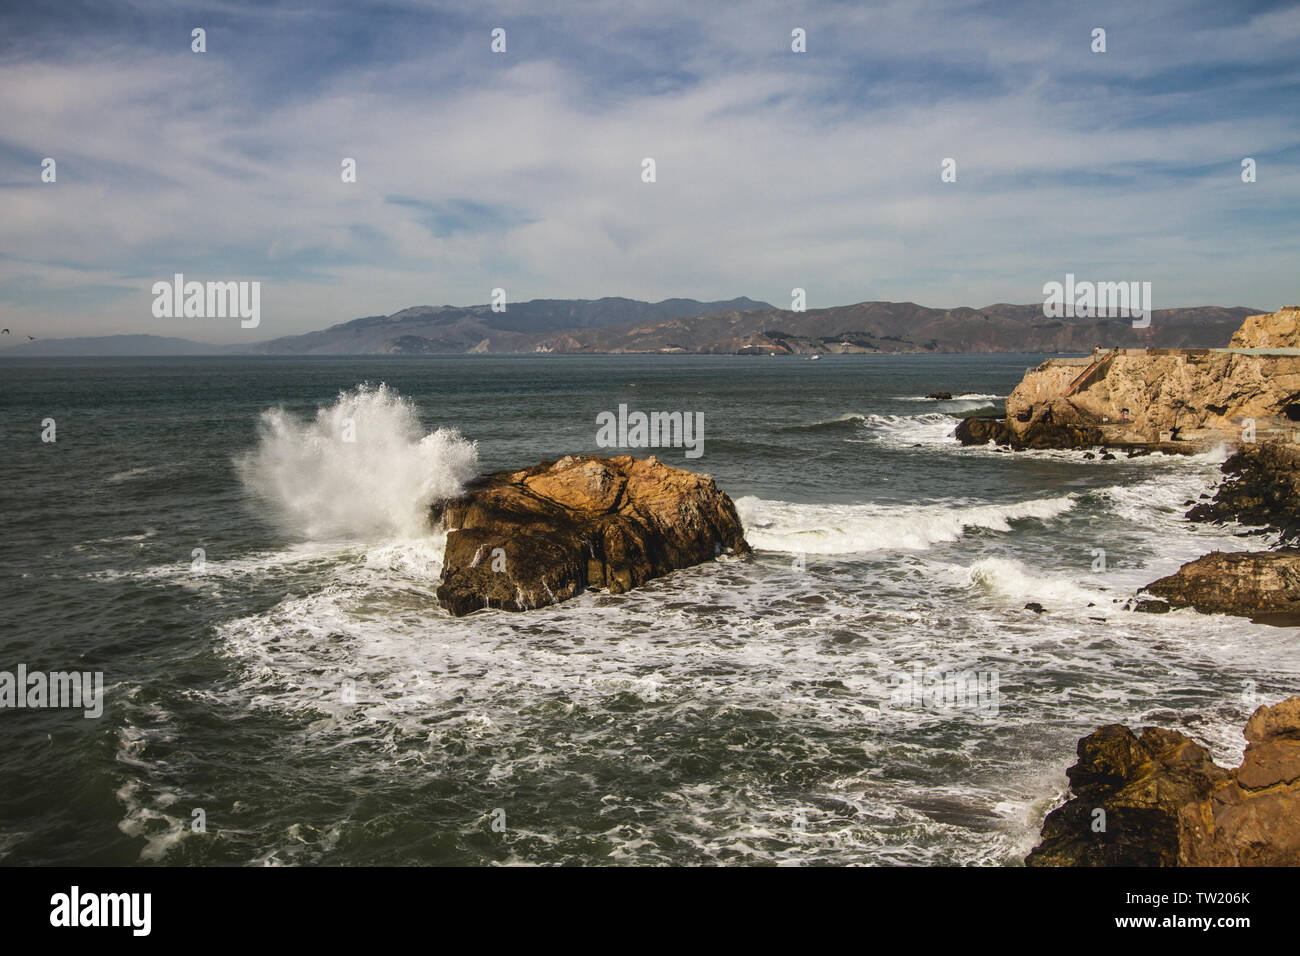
[501, 302, 1265, 355]
[248, 296, 773, 355]
[0, 334, 242, 357]
[0, 299, 1268, 356]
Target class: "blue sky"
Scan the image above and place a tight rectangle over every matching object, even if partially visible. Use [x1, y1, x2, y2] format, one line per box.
[1, 0, 1297, 343]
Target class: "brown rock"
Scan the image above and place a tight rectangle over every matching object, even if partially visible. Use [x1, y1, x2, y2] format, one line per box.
[1027, 697, 1300, 866]
[999, 308, 1300, 450]
[430, 454, 750, 615]
[1186, 441, 1300, 542]
[954, 416, 1011, 446]
[1245, 695, 1300, 743]
[1138, 549, 1300, 618]
[1230, 306, 1300, 349]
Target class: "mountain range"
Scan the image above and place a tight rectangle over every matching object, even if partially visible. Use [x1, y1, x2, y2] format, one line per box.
[0, 298, 1265, 356]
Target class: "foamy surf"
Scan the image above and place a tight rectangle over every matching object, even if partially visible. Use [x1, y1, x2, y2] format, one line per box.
[899, 393, 1004, 402]
[735, 494, 1076, 554]
[959, 556, 1112, 610]
[850, 412, 962, 447]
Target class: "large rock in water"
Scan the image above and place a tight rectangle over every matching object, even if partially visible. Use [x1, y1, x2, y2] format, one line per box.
[1027, 697, 1300, 866]
[954, 416, 1011, 446]
[430, 454, 751, 615]
[1137, 549, 1300, 619]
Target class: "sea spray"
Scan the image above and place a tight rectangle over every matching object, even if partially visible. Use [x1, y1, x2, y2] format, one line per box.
[236, 383, 478, 541]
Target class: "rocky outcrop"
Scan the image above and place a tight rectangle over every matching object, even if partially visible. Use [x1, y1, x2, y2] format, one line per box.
[982, 308, 1300, 450]
[1230, 305, 1300, 349]
[1136, 549, 1300, 619]
[1134, 441, 1300, 621]
[1186, 441, 1300, 542]
[430, 455, 750, 615]
[1027, 697, 1300, 866]
[1006, 349, 1300, 449]
[954, 416, 1011, 446]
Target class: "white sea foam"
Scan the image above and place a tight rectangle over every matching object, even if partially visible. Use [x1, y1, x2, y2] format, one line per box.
[899, 393, 1003, 401]
[735, 494, 1076, 554]
[236, 383, 478, 541]
[959, 556, 1112, 609]
[850, 412, 961, 447]
[106, 466, 161, 484]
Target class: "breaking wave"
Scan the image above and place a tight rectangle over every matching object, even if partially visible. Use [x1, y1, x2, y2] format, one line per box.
[735, 494, 1076, 554]
[236, 383, 478, 541]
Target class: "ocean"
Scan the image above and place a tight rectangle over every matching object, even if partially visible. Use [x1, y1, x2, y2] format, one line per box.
[3, 353, 1296, 866]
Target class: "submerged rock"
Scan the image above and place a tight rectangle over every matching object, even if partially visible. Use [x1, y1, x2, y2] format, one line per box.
[1027, 697, 1300, 866]
[1137, 549, 1300, 619]
[430, 454, 750, 615]
[925, 391, 953, 400]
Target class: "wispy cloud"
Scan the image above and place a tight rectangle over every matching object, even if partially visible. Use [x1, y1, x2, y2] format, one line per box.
[0, 0, 1296, 341]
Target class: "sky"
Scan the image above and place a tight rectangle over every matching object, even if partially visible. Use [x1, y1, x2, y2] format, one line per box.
[1, 0, 1298, 344]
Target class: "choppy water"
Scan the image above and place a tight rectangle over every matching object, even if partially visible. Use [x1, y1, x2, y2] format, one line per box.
[2, 354, 1296, 866]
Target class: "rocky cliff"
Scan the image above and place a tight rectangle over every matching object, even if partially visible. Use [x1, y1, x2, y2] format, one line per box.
[959, 307, 1300, 450]
[430, 455, 750, 615]
[1027, 697, 1300, 866]
[1231, 305, 1300, 349]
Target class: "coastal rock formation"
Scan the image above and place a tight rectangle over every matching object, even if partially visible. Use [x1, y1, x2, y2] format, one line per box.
[1027, 697, 1300, 866]
[1131, 442, 1300, 621]
[1136, 549, 1300, 619]
[1186, 441, 1300, 542]
[962, 308, 1300, 450]
[1230, 305, 1300, 349]
[954, 416, 1011, 446]
[430, 454, 750, 615]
